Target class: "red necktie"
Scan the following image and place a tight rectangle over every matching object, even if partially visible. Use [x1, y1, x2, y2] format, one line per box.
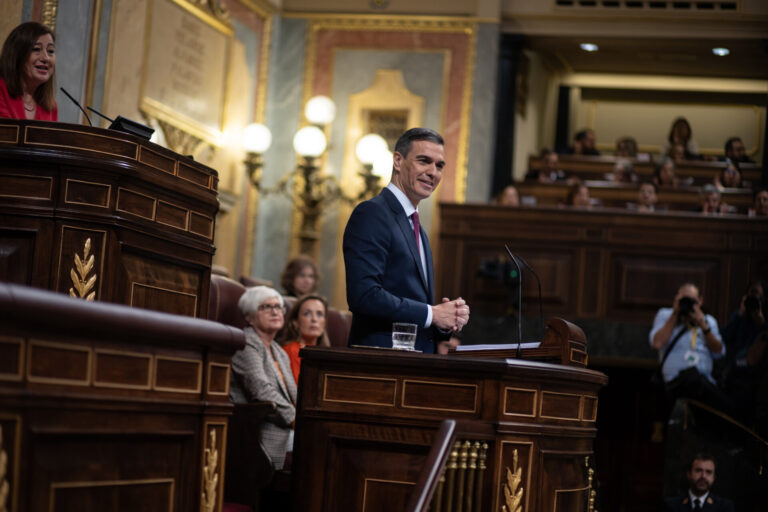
[412, 212, 421, 251]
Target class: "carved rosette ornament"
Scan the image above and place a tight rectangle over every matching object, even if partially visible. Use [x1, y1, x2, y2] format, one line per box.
[502, 449, 524, 512]
[201, 429, 219, 512]
[0, 426, 8, 512]
[69, 238, 97, 301]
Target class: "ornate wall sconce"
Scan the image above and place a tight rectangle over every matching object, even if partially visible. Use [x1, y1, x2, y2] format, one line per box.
[240, 95, 394, 254]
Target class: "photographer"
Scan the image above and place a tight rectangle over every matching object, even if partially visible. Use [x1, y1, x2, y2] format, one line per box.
[721, 282, 766, 421]
[650, 283, 728, 411]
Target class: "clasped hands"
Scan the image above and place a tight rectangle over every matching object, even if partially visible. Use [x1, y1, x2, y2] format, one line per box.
[432, 297, 470, 332]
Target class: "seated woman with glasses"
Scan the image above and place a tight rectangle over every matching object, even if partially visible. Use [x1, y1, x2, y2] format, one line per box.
[281, 295, 331, 386]
[229, 286, 296, 470]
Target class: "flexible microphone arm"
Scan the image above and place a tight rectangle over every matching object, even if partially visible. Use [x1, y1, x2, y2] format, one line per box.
[86, 105, 114, 124]
[503, 244, 523, 359]
[513, 254, 544, 340]
[59, 87, 92, 126]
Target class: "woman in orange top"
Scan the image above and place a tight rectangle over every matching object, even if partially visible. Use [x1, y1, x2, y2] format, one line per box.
[0, 22, 58, 120]
[281, 295, 330, 385]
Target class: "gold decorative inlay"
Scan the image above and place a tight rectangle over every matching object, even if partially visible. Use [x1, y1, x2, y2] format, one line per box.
[42, 0, 58, 29]
[0, 425, 8, 512]
[201, 429, 219, 512]
[586, 456, 597, 512]
[502, 449, 524, 512]
[69, 238, 97, 301]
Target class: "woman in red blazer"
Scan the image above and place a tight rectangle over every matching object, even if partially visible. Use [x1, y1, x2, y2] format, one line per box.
[0, 21, 57, 121]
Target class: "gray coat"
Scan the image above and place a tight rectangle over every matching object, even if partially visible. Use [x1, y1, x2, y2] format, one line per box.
[230, 327, 297, 470]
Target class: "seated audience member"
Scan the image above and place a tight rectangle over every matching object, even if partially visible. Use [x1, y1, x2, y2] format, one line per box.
[561, 128, 600, 156]
[714, 161, 742, 190]
[526, 149, 567, 183]
[612, 159, 637, 183]
[663, 453, 734, 512]
[653, 157, 679, 188]
[0, 22, 58, 120]
[565, 180, 592, 209]
[749, 188, 768, 217]
[698, 184, 729, 215]
[720, 282, 767, 422]
[667, 142, 687, 165]
[615, 136, 638, 158]
[721, 136, 754, 164]
[281, 294, 330, 386]
[494, 185, 520, 206]
[662, 117, 700, 160]
[280, 255, 318, 298]
[650, 283, 729, 411]
[634, 182, 658, 212]
[229, 286, 296, 470]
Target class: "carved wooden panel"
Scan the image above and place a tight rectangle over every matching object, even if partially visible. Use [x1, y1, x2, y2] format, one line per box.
[121, 253, 201, 317]
[154, 356, 202, 393]
[24, 125, 138, 159]
[0, 231, 35, 285]
[503, 387, 537, 417]
[64, 179, 111, 208]
[0, 123, 20, 142]
[0, 173, 52, 200]
[323, 374, 397, 407]
[94, 350, 153, 390]
[0, 337, 24, 382]
[539, 451, 589, 512]
[27, 340, 92, 385]
[401, 379, 478, 413]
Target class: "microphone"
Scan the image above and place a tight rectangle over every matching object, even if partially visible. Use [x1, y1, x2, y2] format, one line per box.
[86, 105, 114, 124]
[512, 253, 544, 340]
[503, 244, 523, 359]
[59, 87, 92, 126]
[86, 105, 154, 140]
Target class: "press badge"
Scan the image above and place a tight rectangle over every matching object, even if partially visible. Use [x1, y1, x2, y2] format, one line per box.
[684, 350, 699, 366]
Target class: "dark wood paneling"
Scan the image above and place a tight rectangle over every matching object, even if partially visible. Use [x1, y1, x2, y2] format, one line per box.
[0, 120, 219, 318]
[438, 204, 767, 324]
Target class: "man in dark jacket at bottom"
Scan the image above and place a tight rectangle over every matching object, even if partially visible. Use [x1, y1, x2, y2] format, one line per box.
[664, 453, 734, 512]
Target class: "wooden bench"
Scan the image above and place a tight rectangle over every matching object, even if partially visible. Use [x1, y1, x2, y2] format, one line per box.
[515, 180, 754, 212]
[528, 154, 762, 187]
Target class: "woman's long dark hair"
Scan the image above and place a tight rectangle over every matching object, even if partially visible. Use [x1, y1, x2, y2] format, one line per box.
[0, 22, 56, 111]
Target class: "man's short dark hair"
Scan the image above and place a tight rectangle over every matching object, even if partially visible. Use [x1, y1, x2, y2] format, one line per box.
[394, 128, 444, 158]
[724, 137, 742, 154]
[689, 452, 716, 472]
[574, 129, 593, 142]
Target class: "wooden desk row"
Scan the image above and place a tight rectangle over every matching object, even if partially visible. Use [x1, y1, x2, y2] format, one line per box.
[436, 203, 768, 324]
[528, 154, 763, 186]
[516, 180, 755, 212]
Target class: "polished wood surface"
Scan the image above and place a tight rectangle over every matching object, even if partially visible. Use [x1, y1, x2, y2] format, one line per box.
[0, 282, 244, 512]
[437, 203, 768, 324]
[0, 120, 219, 317]
[292, 344, 607, 511]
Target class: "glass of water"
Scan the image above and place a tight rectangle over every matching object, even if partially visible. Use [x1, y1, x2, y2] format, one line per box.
[392, 323, 417, 351]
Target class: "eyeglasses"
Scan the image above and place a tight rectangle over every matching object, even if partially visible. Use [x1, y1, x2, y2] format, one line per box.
[258, 303, 285, 313]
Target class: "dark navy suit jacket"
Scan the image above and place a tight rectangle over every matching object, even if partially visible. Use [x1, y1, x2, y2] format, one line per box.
[663, 493, 734, 512]
[343, 187, 444, 353]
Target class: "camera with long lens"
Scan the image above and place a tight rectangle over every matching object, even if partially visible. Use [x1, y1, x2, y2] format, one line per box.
[677, 296, 697, 321]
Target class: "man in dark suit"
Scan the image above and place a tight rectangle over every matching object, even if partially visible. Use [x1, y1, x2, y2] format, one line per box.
[343, 127, 469, 353]
[664, 453, 734, 511]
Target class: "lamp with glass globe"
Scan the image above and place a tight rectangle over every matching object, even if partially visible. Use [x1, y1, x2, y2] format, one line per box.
[355, 133, 391, 201]
[242, 122, 272, 188]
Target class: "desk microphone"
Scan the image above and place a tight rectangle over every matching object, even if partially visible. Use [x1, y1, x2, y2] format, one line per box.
[511, 252, 544, 340]
[503, 244, 523, 359]
[86, 105, 114, 124]
[59, 87, 92, 126]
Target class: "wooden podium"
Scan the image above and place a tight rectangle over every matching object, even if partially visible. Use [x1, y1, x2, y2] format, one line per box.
[0, 120, 219, 318]
[292, 319, 607, 511]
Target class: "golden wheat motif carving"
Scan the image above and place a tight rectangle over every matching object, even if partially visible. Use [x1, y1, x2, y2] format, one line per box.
[69, 238, 97, 301]
[201, 429, 219, 512]
[0, 425, 8, 512]
[502, 449, 524, 512]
